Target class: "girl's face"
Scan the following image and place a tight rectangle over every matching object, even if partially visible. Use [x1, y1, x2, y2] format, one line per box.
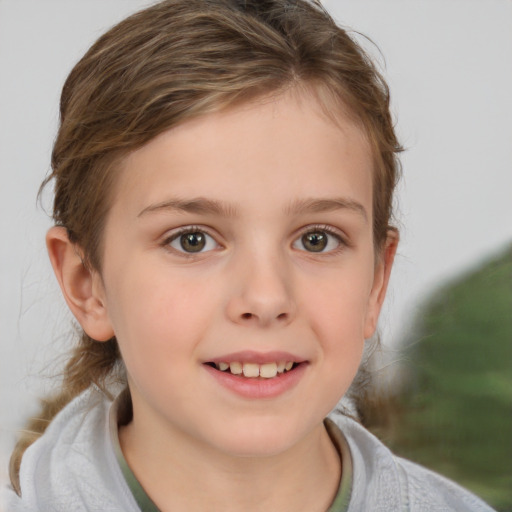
[93, 90, 394, 458]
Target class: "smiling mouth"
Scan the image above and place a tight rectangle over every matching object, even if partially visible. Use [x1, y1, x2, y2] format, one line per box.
[205, 361, 300, 379]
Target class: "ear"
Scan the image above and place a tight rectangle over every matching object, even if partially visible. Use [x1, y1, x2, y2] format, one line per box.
[363, 229, 399, 339]
[46, 226, 115, 342]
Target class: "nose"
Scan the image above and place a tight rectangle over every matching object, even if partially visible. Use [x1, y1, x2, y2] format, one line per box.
[225, 250, 296, 328]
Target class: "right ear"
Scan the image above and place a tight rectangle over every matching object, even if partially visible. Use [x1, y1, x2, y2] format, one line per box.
[46, 226, 115, 342]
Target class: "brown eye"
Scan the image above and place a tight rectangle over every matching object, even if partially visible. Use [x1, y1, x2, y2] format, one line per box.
[293, 228, 342, 253]
[168, 229, 218, 254]
[180, 232, 205, 252]
[301, 232, 328, 252]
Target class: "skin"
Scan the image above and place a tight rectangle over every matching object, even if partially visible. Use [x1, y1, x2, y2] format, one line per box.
[47, 89, 397, 512]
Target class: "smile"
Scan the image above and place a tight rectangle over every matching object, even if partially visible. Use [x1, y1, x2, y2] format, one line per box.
[203, 351, 307, 398]
[207, 361, 297, 378]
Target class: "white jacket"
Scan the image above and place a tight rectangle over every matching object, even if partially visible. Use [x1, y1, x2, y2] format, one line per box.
[1, 387, 496, 512]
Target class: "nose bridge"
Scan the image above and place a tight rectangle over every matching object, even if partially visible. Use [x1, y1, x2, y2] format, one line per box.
[226, 237, 295, 327]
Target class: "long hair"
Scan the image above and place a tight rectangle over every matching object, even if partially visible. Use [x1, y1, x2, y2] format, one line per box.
[10, 0, 402, 493]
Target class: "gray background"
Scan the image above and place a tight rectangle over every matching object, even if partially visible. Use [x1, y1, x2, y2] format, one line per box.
[1, 0, 511, 484]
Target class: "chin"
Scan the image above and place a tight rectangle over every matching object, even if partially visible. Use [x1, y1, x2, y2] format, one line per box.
[204, 415, 313, 459]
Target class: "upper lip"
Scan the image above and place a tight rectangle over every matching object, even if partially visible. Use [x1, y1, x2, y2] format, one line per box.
[204, 350, 306, 365]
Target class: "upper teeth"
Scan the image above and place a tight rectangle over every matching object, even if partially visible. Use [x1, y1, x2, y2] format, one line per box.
[214, 361, 295, 378]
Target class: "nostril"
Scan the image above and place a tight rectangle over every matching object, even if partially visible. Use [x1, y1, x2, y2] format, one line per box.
[277, 313, 288, 320]
[241, 312, 252, 320]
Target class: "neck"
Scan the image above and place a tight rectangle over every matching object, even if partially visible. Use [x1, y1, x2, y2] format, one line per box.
[119, 415, 341, 512]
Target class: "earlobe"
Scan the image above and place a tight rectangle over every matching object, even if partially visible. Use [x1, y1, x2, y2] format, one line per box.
[46, 226, 115, 342]
[363, 230, 399, 339]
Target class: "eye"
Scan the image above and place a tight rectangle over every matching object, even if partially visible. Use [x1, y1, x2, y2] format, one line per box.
[293, 228, 343, 253]
[168, 229, 219, 254]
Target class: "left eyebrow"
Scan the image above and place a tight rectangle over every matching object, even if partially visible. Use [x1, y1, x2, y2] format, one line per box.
[285, 197, 368, 222]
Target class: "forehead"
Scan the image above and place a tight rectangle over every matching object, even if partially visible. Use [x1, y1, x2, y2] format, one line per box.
[112, 90, 373, 219]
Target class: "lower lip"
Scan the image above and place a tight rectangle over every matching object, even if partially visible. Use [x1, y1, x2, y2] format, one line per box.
[203, 363, 307, 399]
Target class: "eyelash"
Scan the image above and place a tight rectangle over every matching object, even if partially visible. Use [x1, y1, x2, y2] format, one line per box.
[293, 224, 347, 255]
[162, 225, 220, 256]
[161, 224, 347, 256]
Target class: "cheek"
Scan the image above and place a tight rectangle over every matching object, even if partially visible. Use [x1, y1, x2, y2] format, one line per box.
[301, 264, 375, 341]
[104, 263, 220, 364]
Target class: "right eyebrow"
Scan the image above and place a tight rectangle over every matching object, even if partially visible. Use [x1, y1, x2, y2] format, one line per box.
[137, 197, 239, 218]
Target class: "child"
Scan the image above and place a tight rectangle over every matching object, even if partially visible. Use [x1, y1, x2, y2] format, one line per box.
[1, 1, 496, 511]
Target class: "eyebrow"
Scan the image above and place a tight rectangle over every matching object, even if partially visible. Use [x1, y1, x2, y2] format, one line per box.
[138, 196, 368, 222]
[138, 197, 239, 218]
[285, 197, 368, 222]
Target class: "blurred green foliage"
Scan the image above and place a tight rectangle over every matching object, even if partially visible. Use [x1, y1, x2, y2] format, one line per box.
[372, 245, 512, 511]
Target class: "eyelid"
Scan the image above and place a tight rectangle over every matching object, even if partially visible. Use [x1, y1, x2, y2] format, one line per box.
[292, 224, 348, 253]
[162, 225, 222, 255]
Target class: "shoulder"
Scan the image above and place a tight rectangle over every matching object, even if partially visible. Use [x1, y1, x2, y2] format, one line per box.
[3, 387, 138, 512]
[327, 410, 496, 512]
[394, 457, 496, 512]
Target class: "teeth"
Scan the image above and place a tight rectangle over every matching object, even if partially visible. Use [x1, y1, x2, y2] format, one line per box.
[229, 361, 243, 375]
[259, 362, 278, 379]
[243, 363, 260, 378]
[214, 361, 296, 378]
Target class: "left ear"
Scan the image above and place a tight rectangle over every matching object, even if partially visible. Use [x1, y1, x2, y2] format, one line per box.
[363, 229, 399, 339]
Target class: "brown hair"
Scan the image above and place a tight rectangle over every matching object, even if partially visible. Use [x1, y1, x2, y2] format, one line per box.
[10, 0, 402, 493]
